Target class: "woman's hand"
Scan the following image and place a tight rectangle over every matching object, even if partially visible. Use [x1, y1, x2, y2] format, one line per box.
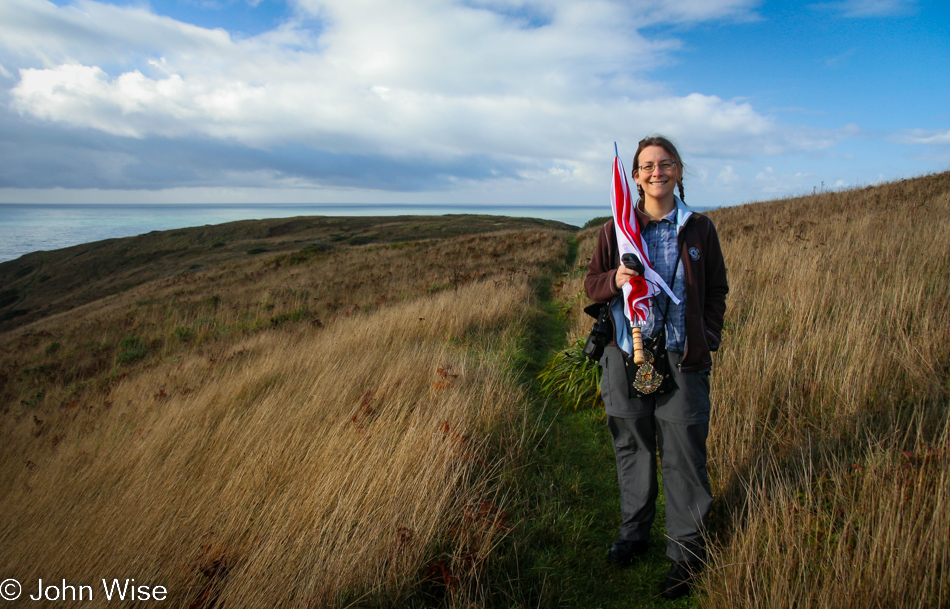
[615, 264, 640, 289]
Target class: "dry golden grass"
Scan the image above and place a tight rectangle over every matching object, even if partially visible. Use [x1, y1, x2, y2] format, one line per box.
[1, 228, 565, 413]
[700, 173, 950, 608]
[0, 226, 571, 608]
[702, 419, 950, 608]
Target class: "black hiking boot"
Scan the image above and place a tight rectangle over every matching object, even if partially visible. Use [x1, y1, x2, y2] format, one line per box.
[661, 560, 701, 600]
[606, 539, 648, 567]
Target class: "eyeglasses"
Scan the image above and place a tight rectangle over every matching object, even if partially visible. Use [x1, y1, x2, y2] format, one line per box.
[636, 161, 677, 174]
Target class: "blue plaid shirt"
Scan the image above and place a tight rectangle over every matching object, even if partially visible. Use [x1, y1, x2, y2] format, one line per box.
[641, 208, 686, 353]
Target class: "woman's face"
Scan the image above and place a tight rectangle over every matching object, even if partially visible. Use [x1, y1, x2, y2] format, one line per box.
[633, 145, 682, 203]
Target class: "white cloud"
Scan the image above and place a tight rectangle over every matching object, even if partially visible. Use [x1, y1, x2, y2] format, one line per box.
[15, 65, 201, 137]
[895, 129, 950, 146]
[752, 166, 796, 195]
[0, 0, 235, 67]
[717, 165, 739, 185]
[638, 0, 762, 24]
[809, 0, 917, 17]
[1, 0, 854, 198]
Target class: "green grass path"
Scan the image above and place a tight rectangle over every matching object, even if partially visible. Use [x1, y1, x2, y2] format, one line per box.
[496, 234, 698, 608]
[506, 405, 697, 608]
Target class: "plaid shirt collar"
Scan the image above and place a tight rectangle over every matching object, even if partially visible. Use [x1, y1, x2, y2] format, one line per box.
[633, 198, 684, 231]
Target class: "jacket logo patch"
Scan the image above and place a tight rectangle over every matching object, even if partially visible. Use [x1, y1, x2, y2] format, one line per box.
[689, 246, 701, 261]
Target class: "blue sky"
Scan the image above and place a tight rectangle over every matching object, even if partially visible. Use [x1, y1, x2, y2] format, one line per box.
[0, 0, 948, 215]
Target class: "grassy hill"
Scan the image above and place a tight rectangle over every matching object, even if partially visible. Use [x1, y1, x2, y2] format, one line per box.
[1, 172, 949, 608]
[0, 214, 577, 608]
[0, 214, 575, 332]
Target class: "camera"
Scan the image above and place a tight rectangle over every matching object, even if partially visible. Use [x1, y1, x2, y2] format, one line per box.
[582, 307, 611, 361]
[621, 253, 644, 274]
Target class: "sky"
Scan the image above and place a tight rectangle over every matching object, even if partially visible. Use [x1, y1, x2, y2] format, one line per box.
[1, 0, 948, 215]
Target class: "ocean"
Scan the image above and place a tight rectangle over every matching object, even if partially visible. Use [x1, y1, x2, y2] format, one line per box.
[0, 202, 606, 264]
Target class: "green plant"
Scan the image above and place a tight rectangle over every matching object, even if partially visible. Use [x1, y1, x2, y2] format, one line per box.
[173, 326, 195, 342]
[537, 338, 602, 410]
[115, 336, 148, 365]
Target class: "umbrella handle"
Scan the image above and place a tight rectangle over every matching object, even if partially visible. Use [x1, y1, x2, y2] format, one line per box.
[632, 326, 646, 365]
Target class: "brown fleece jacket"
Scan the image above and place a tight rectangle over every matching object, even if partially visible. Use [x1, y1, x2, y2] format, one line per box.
[584, 212, 729, 372]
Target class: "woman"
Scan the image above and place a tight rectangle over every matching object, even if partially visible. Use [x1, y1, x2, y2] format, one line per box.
[584, 135, 728, 599]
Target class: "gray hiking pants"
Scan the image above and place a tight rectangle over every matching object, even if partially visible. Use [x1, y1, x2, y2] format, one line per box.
[600, 345, 712, 563]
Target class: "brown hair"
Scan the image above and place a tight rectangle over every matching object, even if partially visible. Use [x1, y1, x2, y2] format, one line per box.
[632, 135, 685, 202]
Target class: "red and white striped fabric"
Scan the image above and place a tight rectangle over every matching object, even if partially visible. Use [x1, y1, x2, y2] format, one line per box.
[610, 150, 677, 328]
